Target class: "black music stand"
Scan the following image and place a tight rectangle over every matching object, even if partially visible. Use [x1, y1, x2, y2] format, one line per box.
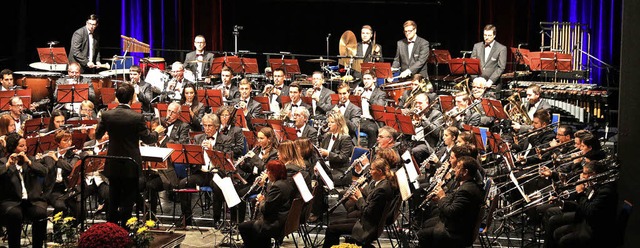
[197, 89, 223, 108]
[448, 58, 481, 78]
[26, 134, 56, 157]
[207, 149, 242, 247]
[361, 62, 392, 79]
[57, 84, 90, 116]
[481, 98, 509, 120]
[428, 49, 452, 78]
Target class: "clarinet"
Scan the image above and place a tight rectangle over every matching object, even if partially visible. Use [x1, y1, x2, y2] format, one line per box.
[418, 162, 453, 209]
[328, 173, 371, 214]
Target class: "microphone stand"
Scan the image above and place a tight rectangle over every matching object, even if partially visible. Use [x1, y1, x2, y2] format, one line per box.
[326, 33, 331, 59]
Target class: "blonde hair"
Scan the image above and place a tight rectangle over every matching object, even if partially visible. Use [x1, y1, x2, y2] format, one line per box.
[327, 111, 349, 135]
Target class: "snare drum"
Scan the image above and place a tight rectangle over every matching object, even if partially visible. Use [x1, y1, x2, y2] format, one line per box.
[140, 57, 166, 76]
[380, 81, 413, 105]
[14, 71, 62, 101]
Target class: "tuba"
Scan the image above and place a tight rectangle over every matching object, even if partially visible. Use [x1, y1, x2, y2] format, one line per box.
[504, 93, 532, 125]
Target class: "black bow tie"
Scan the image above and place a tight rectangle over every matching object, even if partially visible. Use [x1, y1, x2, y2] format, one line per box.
[291, 104, 299, 108]
[296, 129, 301, 133]
[332, 135, 338, 141]
[408, 40, 415, 44]
[196, 53, 204, 57]
[338, 103, 345, 108]
[276, 86, 283, 90]
[365, 88, 373, 92]
[363, 41, 371, 45]
[485, 43, 491, 48]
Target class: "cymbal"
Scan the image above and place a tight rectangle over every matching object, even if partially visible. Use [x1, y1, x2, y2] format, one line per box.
[339, 30, 358, 67]
[306, 58, 336, 63]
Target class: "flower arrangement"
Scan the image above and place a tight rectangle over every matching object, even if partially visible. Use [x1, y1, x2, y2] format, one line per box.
[78, 222, 132, 248]
[50, 212, 78, 247]
[331, 244, 362, 248]
[125, 217, 156, 248]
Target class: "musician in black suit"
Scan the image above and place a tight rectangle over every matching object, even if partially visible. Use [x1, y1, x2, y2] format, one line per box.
[183, 35, 214, 83]
[512, 84, 553, 132]
[546, 161, 618, 248]
[323, 158, 395, 248]
[180, 84, 205, 132]
[2, 96, 31, 135]
[0, 133, 48, 248]
[213, 66, 239, 101]
[470, 77, 497, 126]
[163, 102, 191, 144]
[308, 71, 335, 116]
[130, 65, 155, 114]
[356, 25, 382, 63]
[95, 83, 160, 226]
[280, 82, 312, 122]
[318, 111, 354, 186]
[235, 79, 262, 129]
[450, 92, 481, 130]
[239, 160, 294, 248]
[68, 14, 102, 72]
[355, 71, 387, 148]
[410, 93, 444, 163]
[333, 83, 362, 138]
[418, 156, 485, 248]
[41, 130, 76, 215]
[292, 107, 318, 145]
[391, 20, 430, 80]
[179, 113, 235, 226]
[471, 24, 507, 89]
[216, 105, 246, 159]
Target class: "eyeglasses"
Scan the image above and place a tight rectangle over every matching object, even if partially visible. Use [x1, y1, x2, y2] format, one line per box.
[404, 29, 415, 33]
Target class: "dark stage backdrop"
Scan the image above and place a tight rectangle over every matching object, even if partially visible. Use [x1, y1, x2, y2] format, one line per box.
[1, 0, 620, 85]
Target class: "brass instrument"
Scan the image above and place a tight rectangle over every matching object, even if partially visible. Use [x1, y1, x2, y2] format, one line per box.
[535, 140, 576, 159]
[262, 84, 275, 97]
[513, 122, 559, 145]
[403, 79, 432, 108]
[328, 173, 371, 214]
[371, 31, 381, 61]
[453, 78, 471, 95]
[504, 93, 532, 125]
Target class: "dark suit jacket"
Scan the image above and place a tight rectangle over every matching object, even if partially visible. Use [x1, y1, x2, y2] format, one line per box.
[454, 108, 481, 130]
[392, 36, 430, 79]
[42, 150, 76, 197]
[193, 132, 235, 172]
[314, 87, 335, 115]
[367, 87, 388, 107]
[69, 26, 100, 69]
[183, 51, 214, 80]
[471, 41, 507, 84]
[213, 83, 240, 100]
[300, 124, 319, 146]
[164, 119, 191, 144]
[417, 109, 444, 148]
[352, 179, 394, 243]
[220, 126, 246, 159]
[257, 179, 294, 236]
[0, 157, 48, 209]
[234, 98, 262, 120]
[575, 182, 618, 243]
[137, 80, 155, 114]
[96, 105, 158, 179]
[320, 133, 354, 170]
[356, 42, 382, 63]
[519, 99, 553, 132]
[438, 180, 484, 245]
[333, 101, 362, 136]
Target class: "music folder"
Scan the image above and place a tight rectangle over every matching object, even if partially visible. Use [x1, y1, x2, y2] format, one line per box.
[140, 146, 174, 163]
[212, 174, 241, 208]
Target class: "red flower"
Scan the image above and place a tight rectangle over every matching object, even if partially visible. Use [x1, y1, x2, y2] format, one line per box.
[78, 223, 133, 248]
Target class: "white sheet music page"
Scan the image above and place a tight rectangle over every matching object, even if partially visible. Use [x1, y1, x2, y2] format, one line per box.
[293, 172, 313, 203]
[396, 167, 413, 201]
[212, 174, 242, 207]
[314, 162, 334, 190]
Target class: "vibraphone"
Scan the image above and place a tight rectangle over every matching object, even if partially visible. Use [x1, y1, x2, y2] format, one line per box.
[510, 81, 608, 123]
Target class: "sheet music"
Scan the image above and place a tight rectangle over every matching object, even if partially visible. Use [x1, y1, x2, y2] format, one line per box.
[402, 151, 419, 182]
[145, 68, 169, 90]
[213, 174, 241, 207]
[314, 162, 334, 190]
[293, 172, 313, 203]
[396, 167, 413, 201]
[140, 146, 173, 162]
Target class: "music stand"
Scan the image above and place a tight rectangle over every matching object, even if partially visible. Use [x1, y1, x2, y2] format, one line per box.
[57, 84, 89, 116]
[556, 53, 572, 72]
[0, 91, 31, 111]
[101, 88, 116, 105]
[370, 104, 387, 123]
[384, 113, 415, 135]
[300, 96, 313, 106]
[283, 126, 298, 141]
[233, 109, 248, 129]
[26, 134, 56, 156]
[252, 96, 271, 113]
[266, 119, 286, 141]
[427, 49, 452, 64]
[468, 126, 487, 151]
[197, 89, 223, 107]
[438, 95, 455, 113]
[361, 62, 392, 79]
[268, 58, 301, 77]
[240, 57, 259, 75]
[24, 117, 50, 135]
[539, 52, 556, 71]
[223, 56, 244, 75]
[280, 96, 292, 105]
[448, 58, 481, 77]
[242, 130, 257, 148]
[37, 47, 69, 64]
[481, 98, 509, 120]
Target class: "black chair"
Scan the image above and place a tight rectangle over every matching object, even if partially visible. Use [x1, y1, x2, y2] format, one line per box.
[616, 200, 633, 247]
[381, 195, 403, 248]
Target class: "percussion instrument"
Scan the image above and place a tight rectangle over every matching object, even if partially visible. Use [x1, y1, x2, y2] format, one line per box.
[306, 58, 336, 63]
[339, 30, 362, 72]
[82, 74, 107, 102]
[14, 71, 62, 101]
[139, 57, 166, 76]
[380, 81, 413, 105]
[29, 62, 67, 72]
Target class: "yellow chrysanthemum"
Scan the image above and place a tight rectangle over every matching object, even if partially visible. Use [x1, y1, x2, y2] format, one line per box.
[145, 220, 155, 227]
[126, 217, 138, 227]
[53, 217, 61, 222]
[137, 226, 148, 234]
[54, 212, 63, 219]
[63, 217, 75, 223]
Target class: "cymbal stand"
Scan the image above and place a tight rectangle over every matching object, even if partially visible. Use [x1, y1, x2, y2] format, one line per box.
[233, 25, 243, 54]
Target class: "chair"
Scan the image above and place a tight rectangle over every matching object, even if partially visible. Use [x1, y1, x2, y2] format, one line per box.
[382, 195, 403, 248]
[298, 185, 319, 247]
[274, 198, 304, 248]
[478, 196, 499, 248]
[616, 200, 633, 247]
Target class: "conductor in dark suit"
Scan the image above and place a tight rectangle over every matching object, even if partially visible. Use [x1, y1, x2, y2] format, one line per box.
[471, 24, 507, 89]
[323, 158, 395, 248]
[95, 83, 161, 226]
[418, 156, 485, 248]
[391, 20, 430, 80]
[183, 35, 214, 84]
[0, 133, 49, 248]
[68, 14, 102, 72]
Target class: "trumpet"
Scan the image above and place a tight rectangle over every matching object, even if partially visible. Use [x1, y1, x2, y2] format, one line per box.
[262, 84, 275, 96]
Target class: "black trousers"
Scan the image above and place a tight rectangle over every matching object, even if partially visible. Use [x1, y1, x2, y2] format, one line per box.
[1, 200, 47, 248]
[323, 218, 358, 248]
[360, 119, 379, 149]
[238, 220, 273, 248]
[107, 176, 138, 226]
[67, 182, 109, 223]
[417, 220, 467, 248]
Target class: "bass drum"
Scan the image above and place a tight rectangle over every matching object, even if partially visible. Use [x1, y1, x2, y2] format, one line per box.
[14, 71, 62, 101]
